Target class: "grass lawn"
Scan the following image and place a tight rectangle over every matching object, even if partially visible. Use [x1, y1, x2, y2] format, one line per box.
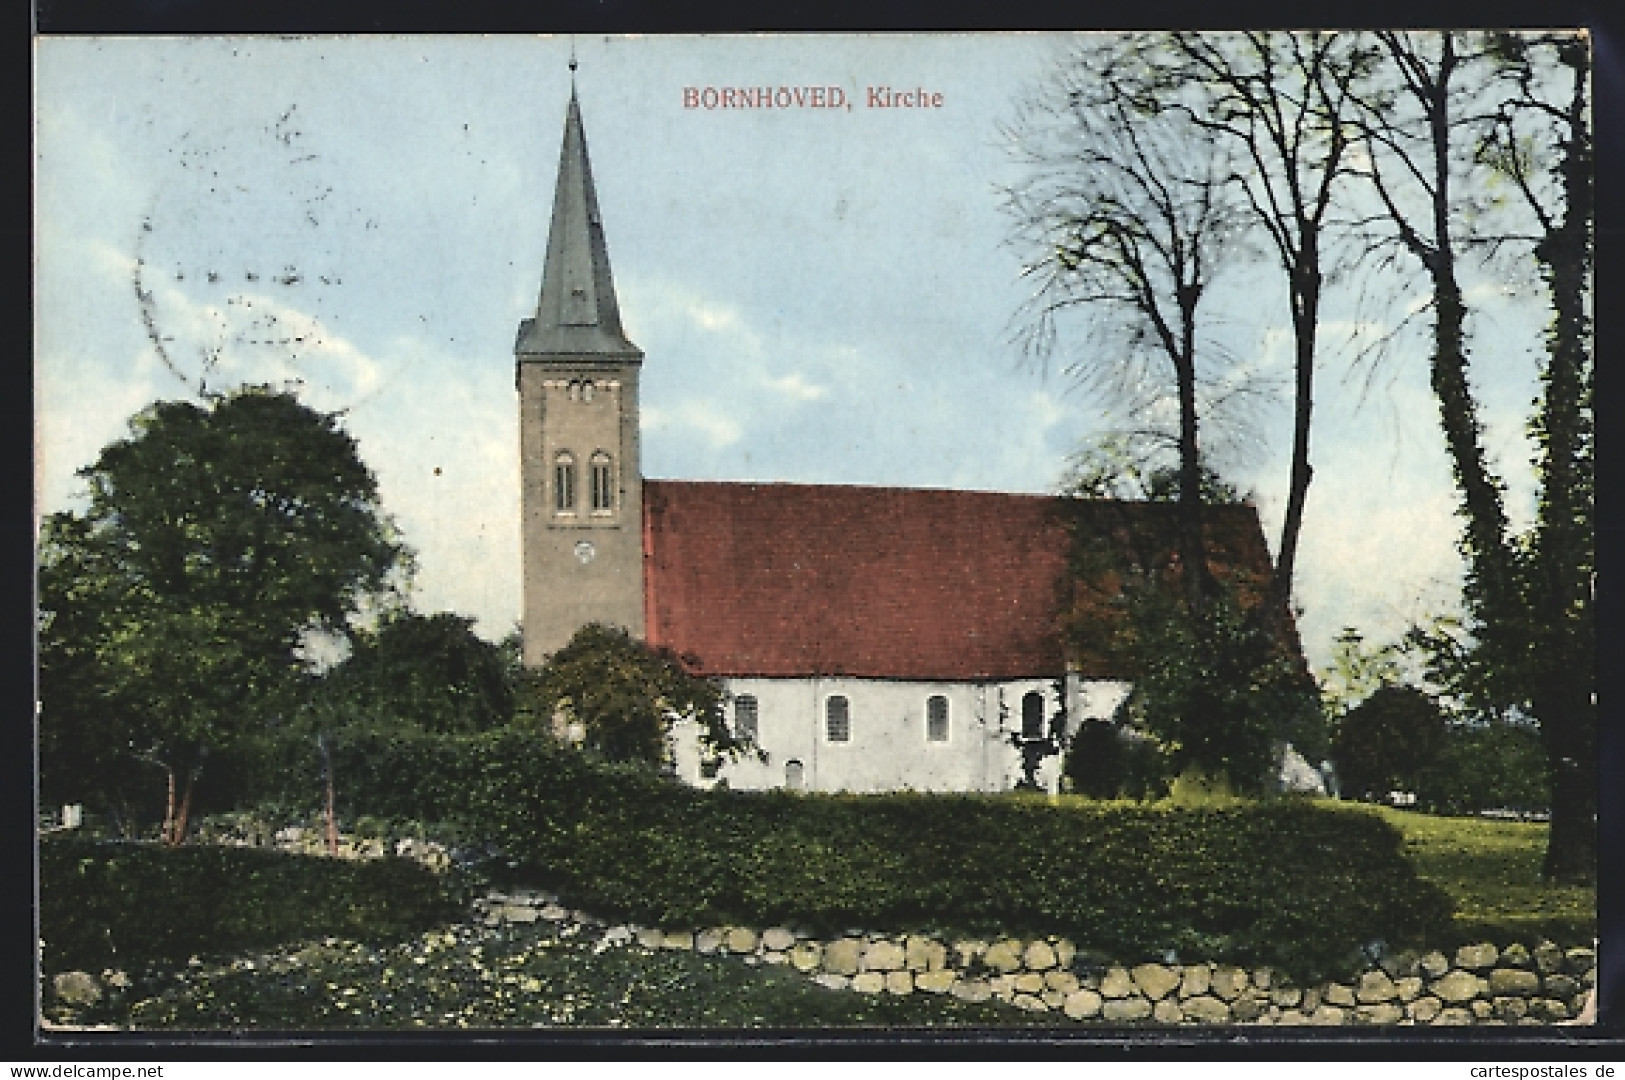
[1332, 804, 1595, 945]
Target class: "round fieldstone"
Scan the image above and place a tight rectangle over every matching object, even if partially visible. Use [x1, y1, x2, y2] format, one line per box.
[1152, 998, 1184, 1023]
[1252, 968, 1274, 991]
[1499, 942, 1533, 968]
[905, 935, 946, 972]
[851, 972, 886, 994]
[1493, 996, 1530, 1021]
[1455, 942, 1500, 970]
[1357, 971, 1399, 1003]
[1432, 969, 1486, 1003]
[885, 970, 914, 995]
[1232, 995, 1266, 1022]
[502, 905, 540, 923]
[636, 928, 665, 949]
[1544, 973, 1579, 998]
[1308, 1005, 1348, 1025]
[1099, 967, 1135, 999]
[1395, 976, 1424, 1002]
[1323, 983, 1356, 1007]
[1053, 939, 1077, 970]
[915, 969, 956, 994]
[1180, 965, 1212, 998]
[1489, 968, 1541, 996]
[1211, 966, 1250, 1001]
[813, 973, 850, 991]
[761, 927, 796, 952]
[989, 974, 1017, 1000]
[1103, 996, 1153, 1022]
[1530, 997, 1570, 1021]
[1419, 951, 1452, 979]
[1013, 972, 1045, 994]
[1356, 1003, 1404, 1025]
[1533, 941, 1566, 974]
[1045, 970, 1080, 994]
[953, 940, 987, 967]
[1024, 941, 1058, 971]
[860, 940, 906, 972]
[1435, 1007, 1474, 1025]
[1470, 1000, 1494, 1020]
[951, 979, 992, 1003]
[694, 928, 723, 954]
[983, 940, 1024, 973]
[1270, 987, 1302, 1008]
[1408, 996, 1443, 1023]
[1063, 988, 1104, 1020]
[1564, 947, 1596, 975]
[1132, 963, 1180, 1001]
[725, 927, 759, 954]
[1013, 993, 1049, 1012]
[763, 950, 789, 965]
[1182, 995, 1232, 1024]
[662, 930, 695, 951]
[789, 941, 823, 972]
[823, 938, 862, 976]
[52, 971, 101, 1007]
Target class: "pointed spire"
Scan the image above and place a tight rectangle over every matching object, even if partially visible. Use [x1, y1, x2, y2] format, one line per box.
[516, 86, 641, 359]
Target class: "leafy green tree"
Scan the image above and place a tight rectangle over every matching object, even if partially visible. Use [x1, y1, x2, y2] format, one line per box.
[318, 611, 514, 735]
[37, 388, 410, 842]
[1331, 685, 1449, 802]
[518, 624, 738, 768]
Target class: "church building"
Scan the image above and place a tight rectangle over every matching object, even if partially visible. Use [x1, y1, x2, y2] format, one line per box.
[515, 88, 1284, 795]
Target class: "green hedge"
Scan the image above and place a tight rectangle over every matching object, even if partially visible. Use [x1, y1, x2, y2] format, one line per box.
[39, 836, 467, 975]
[310, 730, 1453, 982]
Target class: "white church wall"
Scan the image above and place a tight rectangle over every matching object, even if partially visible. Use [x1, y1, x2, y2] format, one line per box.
[669, 675, 1132, 795]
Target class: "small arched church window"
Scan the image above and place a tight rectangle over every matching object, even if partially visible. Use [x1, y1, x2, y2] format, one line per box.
[590, 451, 614, 512]
[554, 451, 576, 513]
[926, 695, 949, 742]
[826, 696, 850, 743]
[735, 695, 759, 742]
[1021, 690, 1045, 739]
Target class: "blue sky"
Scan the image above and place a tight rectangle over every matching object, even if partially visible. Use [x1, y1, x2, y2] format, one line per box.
[33, 33, 1558, 672]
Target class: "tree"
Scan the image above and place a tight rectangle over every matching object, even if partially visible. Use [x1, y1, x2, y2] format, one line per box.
[37, 387, 410, 843]
[1152, 30, 1370, 622]
[1479, 31, 1595, 881]
[518, 623, 739, 768]
[1004, 35, 1250, 616]
[318, 610, 515, 735]
[1331, 685, 1449, 802]
[1351, 30, 1594, 880]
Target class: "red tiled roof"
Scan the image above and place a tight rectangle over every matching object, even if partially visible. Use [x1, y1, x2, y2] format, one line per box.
[642, 481, 1289, 682]
[641, 481, 1070, 680]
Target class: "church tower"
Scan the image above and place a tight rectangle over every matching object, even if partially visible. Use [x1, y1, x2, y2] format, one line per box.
[516, 86, 645, 666]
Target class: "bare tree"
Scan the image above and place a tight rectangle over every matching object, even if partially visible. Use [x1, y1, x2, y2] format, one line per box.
[1148, 31, 1368, 624]
[1004, 36, 1250, 614]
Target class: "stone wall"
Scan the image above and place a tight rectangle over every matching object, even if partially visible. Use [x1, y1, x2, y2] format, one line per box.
[475, 889, 1597, 1026]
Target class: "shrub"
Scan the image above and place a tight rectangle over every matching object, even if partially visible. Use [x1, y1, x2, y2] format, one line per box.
[38, 835, 467, 975]
[1332, 685, 1449, 801]
[309, 729, 1453, 982]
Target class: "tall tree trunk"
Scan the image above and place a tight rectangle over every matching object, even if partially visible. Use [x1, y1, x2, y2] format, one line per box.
[320, 732, 339, 856]
[1529, 42, 1595, 882]
[1173, 304, 1212, 618]
[1268, 253, 1320, 628]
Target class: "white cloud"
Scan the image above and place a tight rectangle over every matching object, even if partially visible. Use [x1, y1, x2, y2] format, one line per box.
[644, 400, 744, 450]
[761, 371, 828, 401]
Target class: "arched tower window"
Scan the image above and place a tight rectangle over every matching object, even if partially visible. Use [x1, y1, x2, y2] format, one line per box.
[1021, 691, 1045, 739]
[926, 695, 949, 742]
[554, 451, 576, 513]
[590, 450, 614, 512]
[785, 759, 804, 790]
[826, 696, 850, 743]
